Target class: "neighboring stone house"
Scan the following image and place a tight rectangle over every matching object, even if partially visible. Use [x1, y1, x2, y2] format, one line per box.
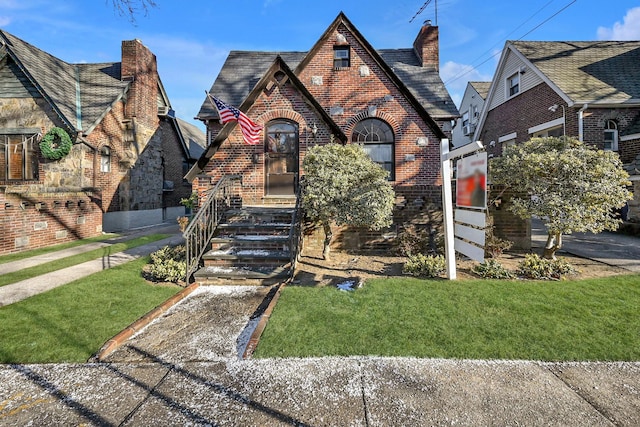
[0, 30, 205, 255]
[475, 40, 640, 221]
[188, 13, 458, 249]
[452, 81, 490, 147]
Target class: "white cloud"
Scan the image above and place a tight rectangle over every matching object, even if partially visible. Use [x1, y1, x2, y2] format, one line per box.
[0, 16, 10, 26]
[441, 60, 493, 91]
[597, 7, 640, 40]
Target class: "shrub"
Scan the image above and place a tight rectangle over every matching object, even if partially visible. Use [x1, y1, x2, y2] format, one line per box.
[516, 253, 576, 280]
[396, 224, 437, 256]
[403, 254, 446, 278]
[146, 245, 186, 283]
[473, 259, 515, 279]
[484, 215, 513, 258]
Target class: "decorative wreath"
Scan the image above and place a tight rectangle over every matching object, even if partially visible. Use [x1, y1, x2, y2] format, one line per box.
[40, 127, 72, 160]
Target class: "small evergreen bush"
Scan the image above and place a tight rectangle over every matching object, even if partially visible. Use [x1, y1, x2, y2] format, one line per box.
[403, 254, 446, 278]
[146, 245, 186, 283]
[516, 253, 576, 280]
[473, 259, 515, 279]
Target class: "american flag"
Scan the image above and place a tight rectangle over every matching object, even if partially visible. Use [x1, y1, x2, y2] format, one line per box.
[208, 94, 263, 145]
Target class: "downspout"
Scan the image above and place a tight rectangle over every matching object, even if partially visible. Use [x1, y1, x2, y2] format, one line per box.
[578, 103, 588, 142]
[76, 135, 98, 189]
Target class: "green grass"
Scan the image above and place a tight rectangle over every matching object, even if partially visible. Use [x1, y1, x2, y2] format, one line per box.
[255, 275, 640, 361]
[0, 234, 117, 265]
[0, 257, 180, 364]
[0, 234, 169, 287]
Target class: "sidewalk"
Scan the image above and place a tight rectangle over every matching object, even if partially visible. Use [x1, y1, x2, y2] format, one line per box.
[1, 284, 639, 426]
[0, 223, 183, 306]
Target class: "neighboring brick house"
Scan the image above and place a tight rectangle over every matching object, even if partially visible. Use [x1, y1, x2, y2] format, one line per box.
[452, 81, 490, 147]
[188, 13, 458, 249]
[0, 30, 205, 255]
[475, 40, 640, 221]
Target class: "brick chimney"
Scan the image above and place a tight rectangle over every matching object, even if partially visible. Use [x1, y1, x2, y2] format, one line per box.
[121, 39, 158, 125]
[413, 20, 439, 71]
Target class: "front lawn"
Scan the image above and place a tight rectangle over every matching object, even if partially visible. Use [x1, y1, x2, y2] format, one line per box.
[255, 275, 640, 361]
[0, 234, 168, 287]
[0, 257, 180, 364]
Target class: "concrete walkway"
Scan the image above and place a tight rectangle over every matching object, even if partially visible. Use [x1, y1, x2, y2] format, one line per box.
[1, 222, 639, 425]
[1, 285, 639, 426]
[0, 223, 183, 306]
[532, 219, 640, 272]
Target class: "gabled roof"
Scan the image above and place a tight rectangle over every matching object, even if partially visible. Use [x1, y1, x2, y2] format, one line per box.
[0, 30, 129, 134]
[511, 40, 640, 105]
[187, 55, 347, 181]
[175, 118, 206, 160]
[198, 12, 457, 128]
[198, 51, 305, 120]
[469, 81, 491, 100]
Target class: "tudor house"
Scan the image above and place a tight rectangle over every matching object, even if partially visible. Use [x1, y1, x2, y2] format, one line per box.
[181, 13, 458, 283]
[189, 13, 457, 232]
[0, 30, 205, 255]
[475, 40, 640, 221]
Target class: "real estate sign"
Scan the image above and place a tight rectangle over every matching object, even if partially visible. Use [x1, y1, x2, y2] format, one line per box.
[456, 152, 487, 210]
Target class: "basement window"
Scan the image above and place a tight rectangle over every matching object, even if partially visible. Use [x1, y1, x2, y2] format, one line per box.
[334, 46, 350, 69]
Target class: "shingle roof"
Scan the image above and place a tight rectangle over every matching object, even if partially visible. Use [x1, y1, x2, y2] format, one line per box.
[0, 30, 129, 133]
[176, 118, 206, 160]
[198, 51, 304, 119]
[511, 40, 640, 104]
[378, 49, 458, 118]
[198, 48, 458, 120]
[469, 81, 491, 99]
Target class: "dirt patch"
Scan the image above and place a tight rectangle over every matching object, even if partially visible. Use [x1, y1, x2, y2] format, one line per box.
[293, 245, 629, 286]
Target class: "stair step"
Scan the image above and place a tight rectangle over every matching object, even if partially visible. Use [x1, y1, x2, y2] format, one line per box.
[203, 248, 290, 260]
[194, 265, 290, 285]
[217, 223, 292, 231]
[210, 235, 290, 243]
[224, 207, 294, 224]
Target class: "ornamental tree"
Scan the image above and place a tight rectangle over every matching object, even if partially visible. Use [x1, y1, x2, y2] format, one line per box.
[490, 136, 632, 259]
[302, 143, 395, 260]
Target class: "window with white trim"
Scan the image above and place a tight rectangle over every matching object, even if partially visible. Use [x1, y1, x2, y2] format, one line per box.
[604, 120, 618, 151]
[507, 72, 520, 97]
[100, 146, 111, 172]
[533, 126, 563, 138]
[352, 118, 394, 180]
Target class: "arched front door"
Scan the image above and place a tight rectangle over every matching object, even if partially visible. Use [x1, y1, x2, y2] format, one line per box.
[265, 120, 298, 196]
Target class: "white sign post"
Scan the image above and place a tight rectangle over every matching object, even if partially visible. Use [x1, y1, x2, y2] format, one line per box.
[440, 139, 484, 280]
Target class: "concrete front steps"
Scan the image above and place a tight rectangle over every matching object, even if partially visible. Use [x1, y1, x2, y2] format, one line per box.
[193, 206, 295, 285]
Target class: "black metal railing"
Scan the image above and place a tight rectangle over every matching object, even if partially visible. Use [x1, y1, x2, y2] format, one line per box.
[184, 175, 242, 283]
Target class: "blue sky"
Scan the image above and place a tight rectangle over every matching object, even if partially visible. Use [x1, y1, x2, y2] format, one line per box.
[1, 1, 639, 130]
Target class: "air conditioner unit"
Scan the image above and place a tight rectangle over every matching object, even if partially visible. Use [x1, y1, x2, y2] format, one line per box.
[157, 106, 170, 116]
[463, 125, 471, 136]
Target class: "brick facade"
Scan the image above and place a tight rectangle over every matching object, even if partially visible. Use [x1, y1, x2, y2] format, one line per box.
[197, 20, 453, 251]
[0, 37, 195, 255]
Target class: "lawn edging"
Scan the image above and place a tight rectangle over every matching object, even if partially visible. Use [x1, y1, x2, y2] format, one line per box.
[91, 282, 200, 362]
[242, 282, 286, 359]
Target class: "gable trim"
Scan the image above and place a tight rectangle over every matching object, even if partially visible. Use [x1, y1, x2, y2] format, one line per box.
[294, 12, 445, 139]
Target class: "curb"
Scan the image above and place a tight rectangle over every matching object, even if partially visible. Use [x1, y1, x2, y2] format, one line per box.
[91, 282, 200, 362]
[242, 282, 286, 359]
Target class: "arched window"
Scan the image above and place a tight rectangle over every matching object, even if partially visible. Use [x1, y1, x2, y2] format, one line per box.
[604, 120, 618, 151]
[352, 118, 394, 180]
[100, 146, 111, 172]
